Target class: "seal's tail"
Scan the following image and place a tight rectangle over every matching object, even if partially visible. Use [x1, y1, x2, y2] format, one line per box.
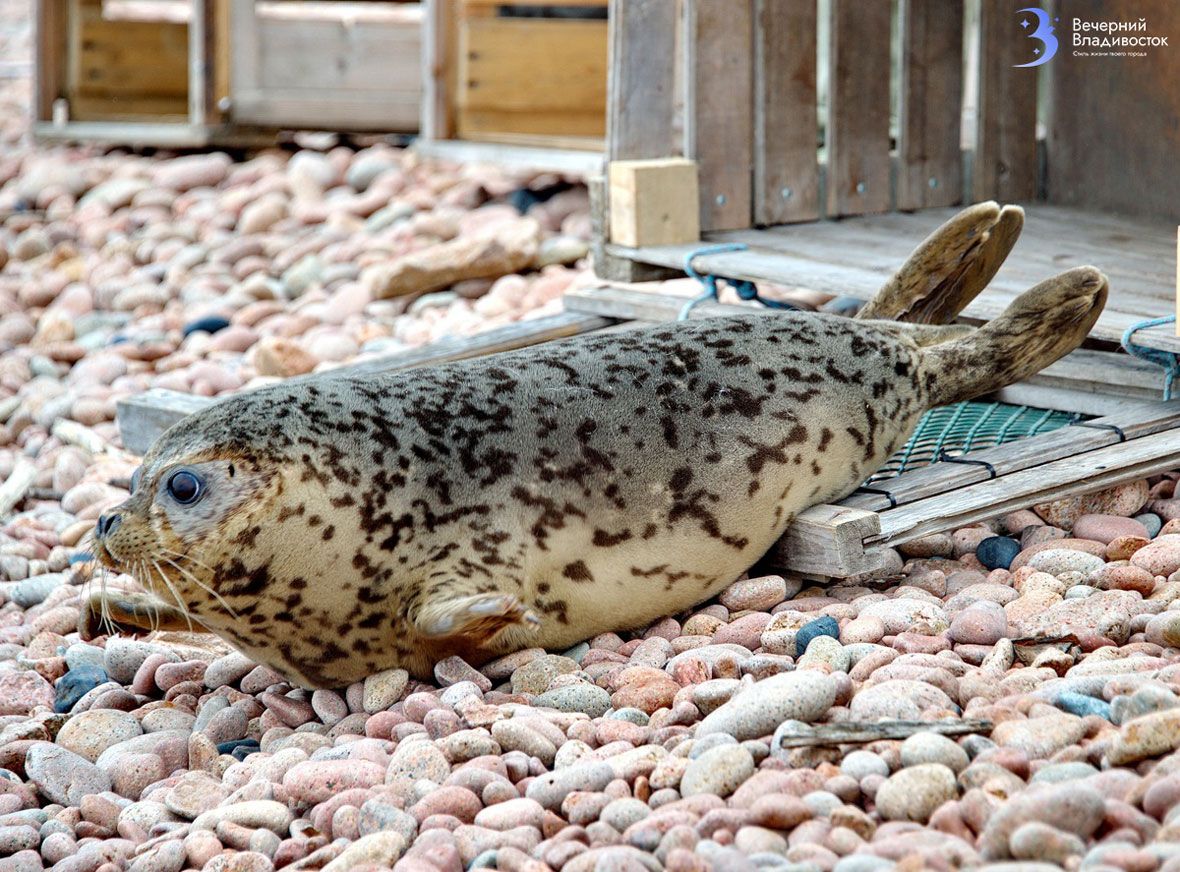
[919, 266, 1108, 406]
[858, 201, 1024, 325]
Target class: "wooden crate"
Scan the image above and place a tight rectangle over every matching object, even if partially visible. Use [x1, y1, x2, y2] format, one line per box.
[34, 0, 423, 147]
[594, 0, 1180, 357]
[418, 0, 609, 165]
[35, 0, 215, 145]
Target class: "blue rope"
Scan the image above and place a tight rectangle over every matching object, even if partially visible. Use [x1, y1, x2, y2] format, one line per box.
[678, 243, 799, 320]
[1122, 315, 1178, 401]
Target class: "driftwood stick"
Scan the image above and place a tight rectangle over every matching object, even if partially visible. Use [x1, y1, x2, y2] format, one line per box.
[0, 458, 37, 518]
[774, 718, 993, 748]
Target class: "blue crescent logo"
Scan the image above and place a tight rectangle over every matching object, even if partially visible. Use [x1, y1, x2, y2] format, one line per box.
[1015, 7, 1058, 67]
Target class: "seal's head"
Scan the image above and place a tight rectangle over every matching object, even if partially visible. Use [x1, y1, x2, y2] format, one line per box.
[90, 385, 384, 687]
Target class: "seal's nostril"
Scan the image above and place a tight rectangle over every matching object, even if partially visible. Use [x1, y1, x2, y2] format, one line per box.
[96, 514, 122, 538]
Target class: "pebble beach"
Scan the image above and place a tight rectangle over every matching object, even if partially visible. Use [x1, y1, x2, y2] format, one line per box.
[4, 4, 1180, 871]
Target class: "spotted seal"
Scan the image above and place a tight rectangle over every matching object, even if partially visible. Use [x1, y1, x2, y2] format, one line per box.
[83, 203, 1107, 686]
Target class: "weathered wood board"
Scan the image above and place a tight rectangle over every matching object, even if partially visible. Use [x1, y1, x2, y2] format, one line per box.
[117, 312, 613, 455]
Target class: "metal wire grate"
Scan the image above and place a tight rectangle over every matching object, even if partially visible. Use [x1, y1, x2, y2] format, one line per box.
[867, 401, 1081, 483]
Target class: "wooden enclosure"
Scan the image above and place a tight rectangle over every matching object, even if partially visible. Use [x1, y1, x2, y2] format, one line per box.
[594, 0, 1180, 361]
[419, 0, 609, 159]
[576, 0, 1180, 576]
[34, 0, 422, 146]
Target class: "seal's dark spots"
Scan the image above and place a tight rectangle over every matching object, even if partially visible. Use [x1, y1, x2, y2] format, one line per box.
[228, 463, 235, 477]
[562, 560, 594, 583]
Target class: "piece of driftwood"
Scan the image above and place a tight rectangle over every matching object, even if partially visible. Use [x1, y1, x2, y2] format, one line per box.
[116, 311, 613, 454]
[365, 219, 541, 299]
[774, 718, 993, 749]
[0, 459, 37, 519]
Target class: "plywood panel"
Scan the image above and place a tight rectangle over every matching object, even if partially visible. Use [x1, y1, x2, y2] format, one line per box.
[897, 0, 964, 210]
[826, 0, 892, 217]
[1048, 0, 1180, 220]
[754, 0, 819, 224]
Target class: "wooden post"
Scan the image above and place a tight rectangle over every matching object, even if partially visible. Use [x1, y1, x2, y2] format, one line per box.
[421, 0, 455, 141]
[595, 0, 684, 282]
[34, 0, 69, 124]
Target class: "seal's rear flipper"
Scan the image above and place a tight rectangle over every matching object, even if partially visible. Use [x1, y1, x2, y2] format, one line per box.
[921, 266, 1108, 406]
[858, 202, 1023, 325]
[416, 592, 542, 644]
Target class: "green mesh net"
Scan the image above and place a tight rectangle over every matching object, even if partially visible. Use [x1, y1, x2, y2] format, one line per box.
[866, 401, 1081, 484]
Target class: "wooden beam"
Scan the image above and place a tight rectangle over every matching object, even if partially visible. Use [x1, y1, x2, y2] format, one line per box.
[608, 159, 700, 247]
[117, 312, 614, 454]
[767, 505, 886, 578]
[34, 0, 69, 123]
[872, 428, 1180, 545]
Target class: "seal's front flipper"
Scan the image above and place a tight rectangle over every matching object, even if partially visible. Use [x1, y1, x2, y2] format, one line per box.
[859, 202, 1023, 325]
[415, 592, 542, 645]
[922, 266, 1108, 406]
[78, 590, 197, 639]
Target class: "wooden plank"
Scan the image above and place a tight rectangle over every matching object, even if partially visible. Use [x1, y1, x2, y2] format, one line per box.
[589, 177, 681, 284]
[1048, 0, 1180, 220]
[992, 384, 1160, 419]
[685, 0, 754, 231]
[872, 429, 1180, 545]
[768, 505, 888, 578]
[118, 390, 214, 457]
[459, 19, 607, 113]
[608, 159, 700, 247]
[753, 0, 818, 224]
[607, 0, 678, 161]
[117, 312, 615, 454]
[825, 0, 891, 217]
[896, 0, 963, 211]
[972, 0, 1037, 201]
[413, 140, 604, 174]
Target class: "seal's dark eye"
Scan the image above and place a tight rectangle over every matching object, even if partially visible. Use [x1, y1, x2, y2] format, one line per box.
[167, 471, 203, 505]
[130, 467, 143, 494]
